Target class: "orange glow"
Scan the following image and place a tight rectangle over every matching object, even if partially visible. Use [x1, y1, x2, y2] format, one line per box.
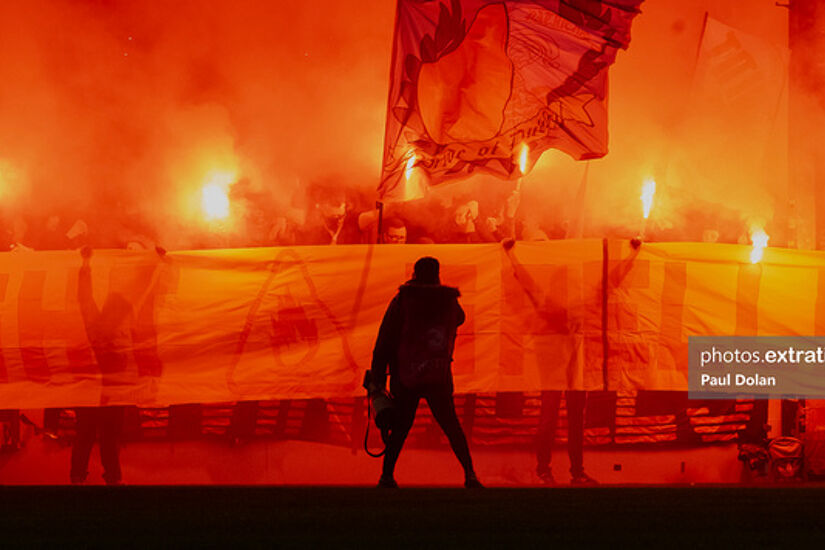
[201, 171, 234, 221]
[750, 227, 769, 264]
[0, 159, 24, 206]
[0, 161, 10, 200]
[519, 143, 529, 175]
[641, 179, 656, 219]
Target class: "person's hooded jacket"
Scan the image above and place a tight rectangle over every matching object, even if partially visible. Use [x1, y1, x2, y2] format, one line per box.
[371, 280, 465, 393]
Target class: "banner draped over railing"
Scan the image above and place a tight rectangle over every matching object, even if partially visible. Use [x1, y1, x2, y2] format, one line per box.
[0, 240, 821, 408]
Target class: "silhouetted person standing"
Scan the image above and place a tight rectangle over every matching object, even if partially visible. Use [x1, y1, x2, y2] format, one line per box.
[71, 406, 125, 485]
[71, 246, 130, 485]
[501, 238, 597, 485]
[370, 256, 481, 488]
[536, 390, 597, 485]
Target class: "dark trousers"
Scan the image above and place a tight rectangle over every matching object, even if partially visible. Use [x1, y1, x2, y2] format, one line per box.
[382, 383, 474, 478]
[71, 406, 125, 484]
[536, 390, 586, 476]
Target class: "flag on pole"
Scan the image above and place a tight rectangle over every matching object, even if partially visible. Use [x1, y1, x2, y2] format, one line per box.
[379, 0, 643, 201]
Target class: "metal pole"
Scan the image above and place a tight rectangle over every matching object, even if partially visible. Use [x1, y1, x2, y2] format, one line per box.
[376, 201, 384, 244]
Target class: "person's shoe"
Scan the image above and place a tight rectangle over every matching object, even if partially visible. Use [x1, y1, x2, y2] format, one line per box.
[570, 471, 599, 486]
[537, 467, 555, 486]
[70, 472, 87, 485]
[377, 475, 398, 488]
[464, 472, 484, 488]
[103, 472, 123, 486]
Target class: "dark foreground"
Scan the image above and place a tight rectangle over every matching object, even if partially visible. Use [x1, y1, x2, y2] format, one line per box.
[2, 486, 824, 547]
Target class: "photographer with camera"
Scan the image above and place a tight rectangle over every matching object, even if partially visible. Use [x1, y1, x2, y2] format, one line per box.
[367, 256, 481, 488]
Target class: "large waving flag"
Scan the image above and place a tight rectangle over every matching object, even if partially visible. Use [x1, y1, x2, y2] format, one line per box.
[379, 0, 643, 200]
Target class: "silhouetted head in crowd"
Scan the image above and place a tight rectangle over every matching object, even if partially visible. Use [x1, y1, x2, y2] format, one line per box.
[453, 200, 478, 234]
[309, 184, 348, 226]
[383, 217, 407, 244]
[412, 256, 440, 285]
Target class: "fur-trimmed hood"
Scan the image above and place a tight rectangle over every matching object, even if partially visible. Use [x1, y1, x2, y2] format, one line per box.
[398, 281, 460, 299]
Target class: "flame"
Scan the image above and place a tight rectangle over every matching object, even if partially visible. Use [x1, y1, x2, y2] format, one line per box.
[403, 152, 424, 201]
[201, 171, 233, 221]
[750, 227, 769, 264]
[519, 143, 529, 175]
[641, 179, 656, 219]
[405, 153, 416, 181]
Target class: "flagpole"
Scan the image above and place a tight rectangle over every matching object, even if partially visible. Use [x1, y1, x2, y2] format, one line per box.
[659, 11, 709, 209]
[683, 11, 710, 120]
[376, 201, 384, 243]
[693, 12, 710, 70]
[377, 0, 403, 204]
[761, 48, 791, 245]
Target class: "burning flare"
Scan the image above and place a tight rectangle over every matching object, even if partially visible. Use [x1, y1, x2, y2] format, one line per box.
[405, 153, 416, 182]
[201, 171, 233, 221]
[403, 152, 424, 201]
[519, 143, 529, 175]
[641, 179, 656, 219]
[750, 227, 769, 264]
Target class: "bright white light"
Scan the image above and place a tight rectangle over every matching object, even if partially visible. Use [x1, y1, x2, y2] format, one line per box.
[519, 143, 529, 175]
[641, 179, 656, 219]
[201, 171, 233, 221]
[405, 153, 416, 181]
[750, 228, 769, 264]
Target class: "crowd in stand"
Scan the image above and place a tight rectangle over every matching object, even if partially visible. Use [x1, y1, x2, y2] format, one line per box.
[0, 177, 577, 253]
[2, 167, 772, 254]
